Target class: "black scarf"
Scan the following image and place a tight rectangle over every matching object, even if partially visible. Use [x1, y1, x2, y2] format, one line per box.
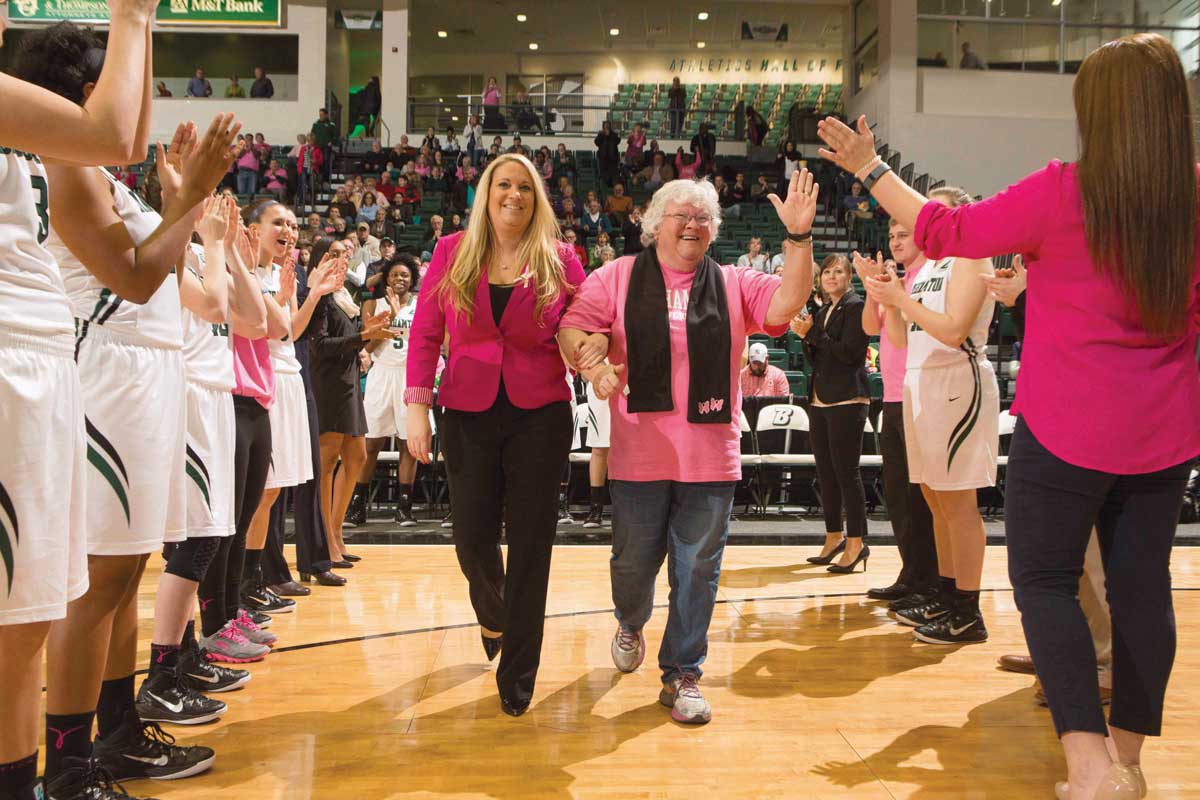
[624, 246, 731, 424]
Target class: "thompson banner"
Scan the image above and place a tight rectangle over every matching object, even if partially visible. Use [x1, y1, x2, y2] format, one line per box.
[5, 0, 283, 26]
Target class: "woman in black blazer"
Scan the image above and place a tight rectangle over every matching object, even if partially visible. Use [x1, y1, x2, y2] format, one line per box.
[793, 254, 871, 573]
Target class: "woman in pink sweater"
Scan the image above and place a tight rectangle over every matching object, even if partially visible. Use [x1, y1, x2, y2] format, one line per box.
[818, 33, 1200, 800]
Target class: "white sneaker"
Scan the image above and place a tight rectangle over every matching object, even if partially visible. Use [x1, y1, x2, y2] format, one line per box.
[659, 674, 711, 725]
[610, 624, 645, 673]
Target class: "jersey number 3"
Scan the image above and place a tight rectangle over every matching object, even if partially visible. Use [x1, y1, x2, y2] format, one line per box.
[30, 176, 49, 245]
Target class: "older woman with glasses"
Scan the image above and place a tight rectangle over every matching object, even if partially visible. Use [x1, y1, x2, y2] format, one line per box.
[559, 170, 817, 725]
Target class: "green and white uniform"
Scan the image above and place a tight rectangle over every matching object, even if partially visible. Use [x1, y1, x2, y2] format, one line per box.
[258, 263, 313, 489]
[364, 296, 417, 438]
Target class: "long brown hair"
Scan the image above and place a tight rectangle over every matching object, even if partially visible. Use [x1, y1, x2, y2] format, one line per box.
[1075, 32, 1196, 337]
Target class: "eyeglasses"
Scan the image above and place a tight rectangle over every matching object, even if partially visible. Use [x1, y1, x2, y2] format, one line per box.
[665, 212, 713, 227]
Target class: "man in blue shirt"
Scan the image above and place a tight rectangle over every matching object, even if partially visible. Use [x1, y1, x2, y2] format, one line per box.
[186, 68, 212, 97]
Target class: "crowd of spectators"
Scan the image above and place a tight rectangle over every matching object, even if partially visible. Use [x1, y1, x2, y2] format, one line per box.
[155, 65, 278, 98]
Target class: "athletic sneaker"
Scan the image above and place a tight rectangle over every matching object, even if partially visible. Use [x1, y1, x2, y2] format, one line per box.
[914, 611, 989, 645]
[231, 609, 278, 647]
[243, 608, 272, 628]
[199, 623, 270, 664]
[582, 505, 603, 528]
[395, 497, 418, 527]
[888, 591, 935, 612]
[892, 597, 951, 627]
[178, 640, 250, 694]
[440, 511, 453, 529]
[241, 580, 295, 614]
[610, 624, 645, 673]
[344, 492, 366, 528]
[45, 755, 161, 799]
[659, 674, 711, 725]
[557, 509, 574, 525]
[135, 670, 227, 726]
[93, 709, 214, 780]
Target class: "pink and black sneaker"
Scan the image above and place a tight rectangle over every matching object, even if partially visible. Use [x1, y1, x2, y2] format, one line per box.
[198, 622, 269, 663]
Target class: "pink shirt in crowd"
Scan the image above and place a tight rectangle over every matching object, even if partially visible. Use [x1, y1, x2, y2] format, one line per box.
[236, 149, 260, 171]
[739, 363, 790, 398]
[232, 334, 275, 409]
[876, 260, 926, 403]
[915, 159, 1200, 475]
[561, 256, 787, 483]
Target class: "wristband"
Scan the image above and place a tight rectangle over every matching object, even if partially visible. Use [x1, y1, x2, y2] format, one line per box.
[785, 230, 813, 243]
[862, 162, 892, 191]
[854, 155, 883, 183]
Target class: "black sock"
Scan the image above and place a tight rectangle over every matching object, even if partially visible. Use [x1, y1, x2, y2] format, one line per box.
[589, 486, 605, 508]
[96, 675, 136, 738]
[953, 588, 981, 617]
[182, 619, 197, 649]
[938, 576, 957, 603]
[0, 753, 37, 794]
[354, 481, 369, 499]
[150, 643, 182, 676]
[398, 483, 413, 502]
[243, 548, 263, 579]
[44, 711, 94, 779]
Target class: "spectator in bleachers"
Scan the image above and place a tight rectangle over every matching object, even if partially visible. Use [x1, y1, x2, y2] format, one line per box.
[225, 75, 246, 98]
[512, 89, 541, 132]
[111, 165, 138, 191]
[299, 212, 326, 247]
[251, 66, 275, 98]
[751, 174, 773, 205]
[506, 135, 530, 158]
[625, 123, 646, 170]
[443, 126, 461, 157]
[482, 75, 504, 130]
[555, 184, 580, 218]
[422, 215, 445, 257]
[390, 138, 414, 169]
[186, 67, 212, 97]
[776, 140, 802, 195]
[740, 342, 789, 397]
[674, 147, 698, 180]
[427, 165, 449, 193]
[448, 212, 464, 232]
[357, 192, 380, 225]
[588, 230, 612, 270]
[358, 76, 382, 136]
[155, 79, 172, 97]
[235, 138, 261, 196]
[736, 237, 770, 273]
[329, 187, 356, 220]
[376, 171, 398, 203]
[841, 181, 875, 235]
[421, 126, 440, 152]
[394, 175, 419, 223]
[960, 42, 987, 70]
[621, 205, 644, 255]
[715, 175, 740, 219]
[793, 253, 870, 572]
[634, 150, 674, 190]
[563, 228, 588, 266]
[746, 106, 768, 146]
[534, 149, 553, 182]
[604, 181, 633, 225]
[414, 154, 431, 178]
[362, 140, 389, 174]
[581, 199, 612, 241]
[553, 143, 577, 183]
[350, 222, 382, 280]
[465, 115, 485, 163]
[365, 177, 389, 207]
[449, 169, 471, 217]
[667, 76, 687, 136]
[386, 206, 407, 240]
[731, 172, 749, 205]
[432, 149, 452, 179]
[289, 133, 306, 160]
[690, 122, 716, 176]
[560, 201, 583, 240]
[264, 159, 289, 201]
[370, 208, 389, 240]
[595, 120, 621, 187]
[311, 108, 337, 177]
[769, 240, 788, 273]
[253, 132, 271, 160]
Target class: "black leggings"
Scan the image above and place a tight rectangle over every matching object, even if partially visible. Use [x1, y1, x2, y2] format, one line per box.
[809, 403, 869, 539]
[1006, 417, 1192, 737]
[198, 396, 272, 635]
[439, 394, 573, 706]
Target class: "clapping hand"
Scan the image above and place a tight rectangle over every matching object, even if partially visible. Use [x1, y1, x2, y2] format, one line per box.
[156, 122, 196, 207]
[816, 114, 878, 177]
[767, 167, 819, 235]
[980, 254, 1027, 308]
[309, 252, 346, 297]
[790, 311, 813, 338]
[194, 195, 228, 244]
[852, 250, 885, 283]
[384, 285, 403, 318]
[864, 264, 906, 308]
[361, 309, 397, 341]
[180, 113, 242, 204]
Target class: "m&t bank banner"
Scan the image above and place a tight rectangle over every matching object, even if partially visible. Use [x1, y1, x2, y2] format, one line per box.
[6, 0, 283, 26]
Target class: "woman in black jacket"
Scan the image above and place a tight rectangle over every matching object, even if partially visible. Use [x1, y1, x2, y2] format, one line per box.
[792, 254, 871, 573]
[310, 240, 396, 565]
[594, 120, 621, 187]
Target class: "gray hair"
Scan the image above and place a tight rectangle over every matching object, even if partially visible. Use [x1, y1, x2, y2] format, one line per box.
[640, 178, 723, 247]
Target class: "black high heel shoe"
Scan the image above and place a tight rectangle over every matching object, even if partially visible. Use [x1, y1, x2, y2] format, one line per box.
[827, 544, 870, 574]
[806, 540, 846, 565]
[331, 560, 354, 569]
[482, 634, 503, 662]
[300, 570, 347, 586]
[499, 695, 529, 717]
[341, 553, 362, 563]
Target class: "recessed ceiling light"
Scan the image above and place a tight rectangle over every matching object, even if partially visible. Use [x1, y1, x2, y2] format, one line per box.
[438, 97, 443, 102]
[529, 42, 539, 50]
[452, 116, 460, 121]
[697, 41, 706, 48]
[697, 11, 709, 20]
[609, 27, 620, 36]
[516, 13, 527, 22]
[437, 30, 447, 38]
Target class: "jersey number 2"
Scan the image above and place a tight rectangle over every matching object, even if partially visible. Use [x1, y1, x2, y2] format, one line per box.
[30, 176, 49, 244]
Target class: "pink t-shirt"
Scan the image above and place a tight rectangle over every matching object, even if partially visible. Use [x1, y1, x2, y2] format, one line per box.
[561, 255, 787, 482]
[876, 260, 927, 403]
[232, 334, 275, 410]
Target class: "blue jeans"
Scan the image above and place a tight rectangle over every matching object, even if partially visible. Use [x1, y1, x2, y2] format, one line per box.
[237, 168, 258, 196]
[609, 479, 736, 682]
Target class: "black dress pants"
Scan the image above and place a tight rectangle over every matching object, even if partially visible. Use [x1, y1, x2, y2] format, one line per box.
[808, 403, 869, 539]
[879, 402, 938, 588]
[439, 393, 573, 706]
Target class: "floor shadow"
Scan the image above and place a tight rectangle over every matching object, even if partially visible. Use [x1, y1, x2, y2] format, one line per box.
[713, 604, 952, 699]
[177, 663, 668, 799]
[811, 688, 1064, 798]
[719, 560, 851, 589]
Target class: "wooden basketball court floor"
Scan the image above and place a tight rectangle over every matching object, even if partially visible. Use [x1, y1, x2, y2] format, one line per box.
[108, 544, 1200, 799]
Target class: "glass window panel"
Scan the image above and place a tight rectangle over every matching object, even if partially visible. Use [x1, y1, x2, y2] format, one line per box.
[856, 41, 880, 91]
[1024, 22, 1062, 70]
[1136, 1, 1200, 29]
[1064, 0, 1135, 25]
[918, 19, 957, 65]
[989, 22, 1027, 68]
[919, 0, 989, 15]
[1022, 0, 1064, 21]
[1063, 25, 1136, 71]
[956, 20, 993, 66]
[1146, 27, 1200, 74]
[855, 0, 880, 48]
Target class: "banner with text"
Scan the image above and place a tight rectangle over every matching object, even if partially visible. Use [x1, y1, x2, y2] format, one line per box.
[5, 0, 283, 26]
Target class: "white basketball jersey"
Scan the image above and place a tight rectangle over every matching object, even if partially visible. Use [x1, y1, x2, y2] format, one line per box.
[0, 148, 74, 336]
[50, 168, 182, 349]
[181, 244, 235, 391]
[370, 296, 417, 369]
[257, 263, 302, 375]
[904, 257, 995, 370]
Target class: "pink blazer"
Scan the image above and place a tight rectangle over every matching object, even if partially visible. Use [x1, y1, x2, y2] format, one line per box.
[405, 231, 586, 412]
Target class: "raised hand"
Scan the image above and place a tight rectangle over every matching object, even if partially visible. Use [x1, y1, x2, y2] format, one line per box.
[277, 255, 296, 306]
[852, 250, 885, 283]
[221, 195, 240, 249]
[384, 285, 403, 318]
[767, 167, 819, 235]
[194, 195, 228, 244]
[246, 224, 262, 267]
[180, 113, 242, 203]
[864, 265, 906, 308]
[156, 121, 196, 205]
[980, 254, 1027, 308]
[790, 312, 813, 338]
[309, 254, 344, 297]
[109, 0, 159, 23]
[816, 114, 877, 176]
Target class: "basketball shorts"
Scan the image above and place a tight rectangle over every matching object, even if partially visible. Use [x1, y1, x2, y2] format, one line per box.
[0, 331, 89, 624]
[265, 371, 313, 490]
[903, 359, 999, 491]
[184, 382, 236, 538]
[77, 329, 187, 554]
[364, 365, 408, 439]
[585, 380, 611, 449]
